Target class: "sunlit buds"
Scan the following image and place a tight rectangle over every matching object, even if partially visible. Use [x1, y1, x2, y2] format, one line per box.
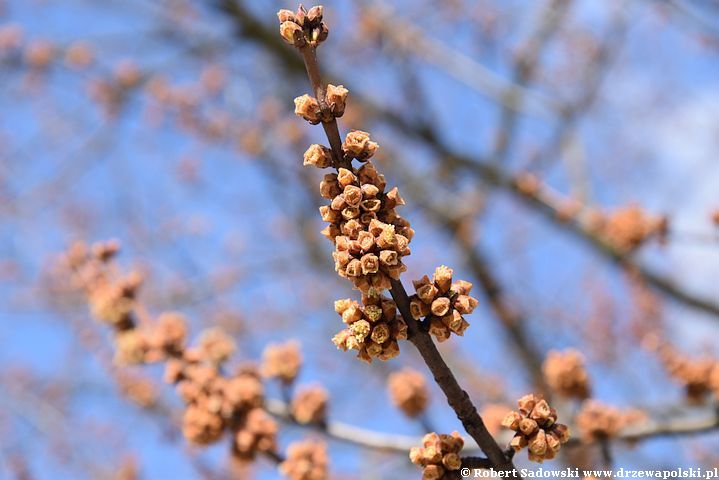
[319, 173, 341, 199]
[336, 168, 357, 187]
[388, 369, 429, 418]
[277, 5, 328, 48]
[182, 404, 224, 445]
[433, 265, 453, 293]
[277, 9, 295, 23]
[261, 340, 302, 384]
[279, 440, 329, 480]
[325, 84, 348, 117]
[294, 94, 321, 124]
[155, 311, 188, 354]
[197, 328, 236, 365]
[430, 297, 451, 317]
[542, 349, 591, 399]
[343, 185, 362, 207]
[503, 394, 570, 463]
[291, 385, 328, 424]
[575, 400, 645, 443]
[343, 130, 378, 161]
[280, 20, 304, 46]
[306, 5, 324, 24]
[332, 296, 405, 362]
[303, 144, 333, 168]
[410, 432, 464, 478]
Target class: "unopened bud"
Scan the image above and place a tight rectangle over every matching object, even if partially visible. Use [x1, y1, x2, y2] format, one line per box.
[280, 21, 303, 46]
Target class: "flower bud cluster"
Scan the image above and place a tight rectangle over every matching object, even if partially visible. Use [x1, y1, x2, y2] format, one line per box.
[593, 205, 667, 253]
[657, 344, 718, 402]
[502, 394, 570, 462]
[409, 266, 477, 341]
[480, 403, 513, 436]
[575, 400, 646, 443]
[387, 368, 429, 418]
[314, 152, 413, 296]
[261, 340, 303, 384]
[165, 343, 278, 460]
[542, 349, 591, 399]
[291, 385, 329, 425]
[114, 312, 189, 365]
[293, 84, 348, 125]
[279, 440, 329, 480]
[278, 5, 329, 48]
[513, 174, 667, 252]
[303, 129, 378, 167]
[59, 240, 279, 463]
[160, 333, 279, 459]
[409, 432, 464, 479]
[233, 406, 279, 461]
[331, 296, 407, 362]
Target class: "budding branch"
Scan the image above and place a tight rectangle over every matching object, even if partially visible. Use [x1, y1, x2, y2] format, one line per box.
[293, 39, 519, 475]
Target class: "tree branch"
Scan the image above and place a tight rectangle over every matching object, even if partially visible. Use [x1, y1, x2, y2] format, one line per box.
[284, 17, 520, 473]
[214, 0, 719, 324]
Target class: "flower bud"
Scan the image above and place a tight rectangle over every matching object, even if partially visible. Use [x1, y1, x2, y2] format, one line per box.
[519, 418, 539, 436]
[341, 206, 360, 220]
[442, 453, 461, 471]
[360, 253, 379, 275]
[277, 9, 295, 23]
[379, 249, 398, 267]
[343, 130, 378, 161]
[410, 296, 431, 319]
[388, 368, 429, 418]
[350, 319, 371, 342]
[430, 297, 451, 317]
[454, 295, 478, 315]
[306, 5, 324, 24]
[325, 84, 348, 117]
[291, 385, 327, 424]
[303, 144, 332, 168]
[433, 265, 453, 293]
[343, 184, 362, 207]
[371, 322, 390, 344]
[416, 282, 439, 304]
[319, 173, 341, 199]
[451, 279, 473, 295]
[293, 94, 321, 124]
[319, 205, 340, 223]
[502, 411, 522, 430]
[503, 394, 570, 462]
[361, 183, 379, 197]
[261, 340, 302, 384]
[342, 303, 362, 324]
[280, 21, 303, 46]
[428, 318, 450, 342]
[356, 230, 375, 252]
[337, 168, 357, 187]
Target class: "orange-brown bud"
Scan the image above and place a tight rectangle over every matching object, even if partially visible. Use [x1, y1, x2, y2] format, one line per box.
[430, 297, 451, 317]
[303, 144, 332, 168]
[293, 94, 321, 124]
[280, 21, 303, 46]
[343, 130, 378, 161]
[326, 84, 348, 117]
